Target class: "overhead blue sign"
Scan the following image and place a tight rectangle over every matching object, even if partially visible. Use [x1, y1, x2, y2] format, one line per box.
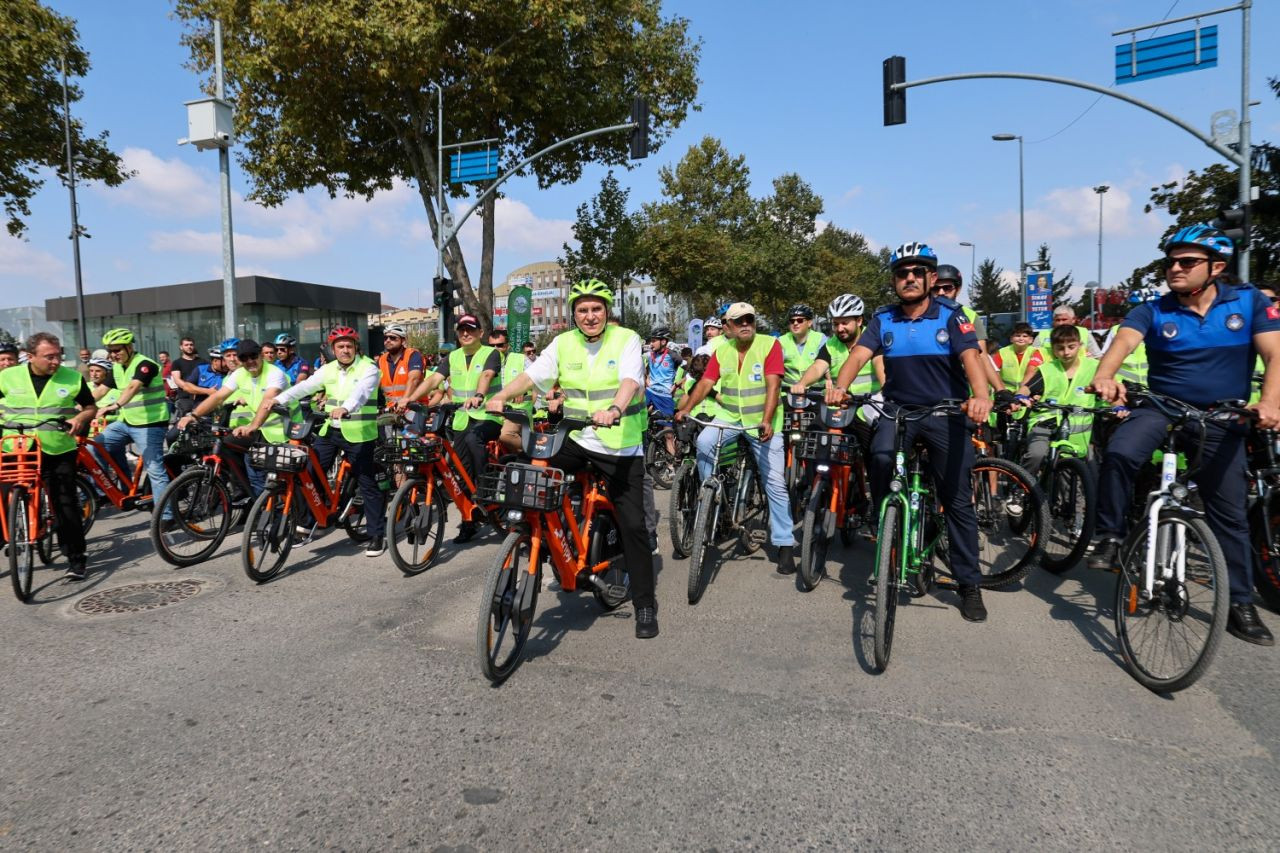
[1116, 25, 1217, 85]
[449, 148, 500, 184]
[1027, 271, 1053, 331]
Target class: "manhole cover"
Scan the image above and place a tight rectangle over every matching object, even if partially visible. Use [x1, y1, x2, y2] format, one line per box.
[74, 580, 205, 615]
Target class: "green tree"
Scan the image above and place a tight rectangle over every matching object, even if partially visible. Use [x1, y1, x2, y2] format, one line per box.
[559, 171, 642, 319]
[1, 0, 130, 237]
[1034, 242, 1074, 307]
[747, 173, 823, 318]
[969, 257, 1017, 315]
[174, 0, 701, 329]
[810, 226, 888, 312]
[621, 293, 656, 340]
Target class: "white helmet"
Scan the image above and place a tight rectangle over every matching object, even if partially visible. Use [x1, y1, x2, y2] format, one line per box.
[704, 317, 723, 330]
[828, 294, 865, 319]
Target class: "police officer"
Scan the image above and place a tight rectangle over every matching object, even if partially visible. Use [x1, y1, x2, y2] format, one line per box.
[1089, 225, 1280, 646]
[96, 328, 172, 521]
[828, 242, 994, 621]
[486, 279, 658, 639]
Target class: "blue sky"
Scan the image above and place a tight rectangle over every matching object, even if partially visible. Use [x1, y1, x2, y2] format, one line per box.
[5, 0, 1279, 314]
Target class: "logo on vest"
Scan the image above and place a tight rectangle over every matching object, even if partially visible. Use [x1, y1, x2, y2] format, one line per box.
[935, 329, 950, 345]
[56, 387, 69, 397]
[883, 332, 895, 350]
[607, 359, 617, 370]
[1161, 322, 1179, 339]
[1226, 313, 1244, 331]
[751, 362, 763, 382]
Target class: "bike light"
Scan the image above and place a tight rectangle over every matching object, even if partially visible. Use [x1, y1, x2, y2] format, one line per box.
[1170, 484, 1189, 501]
[506, 509, 525, 523]
[889, 480, 903, 493]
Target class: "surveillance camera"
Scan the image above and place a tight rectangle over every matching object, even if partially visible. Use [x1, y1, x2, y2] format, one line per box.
[215, 131, 231, 142]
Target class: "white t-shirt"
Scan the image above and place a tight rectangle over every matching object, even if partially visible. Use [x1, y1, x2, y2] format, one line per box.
[525, 330, 644, 457]
[221, 362, 290, 394]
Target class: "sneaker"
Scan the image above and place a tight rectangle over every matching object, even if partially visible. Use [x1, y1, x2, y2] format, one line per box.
[364, 536, 387, 558]
[64, 561, 87, 582]
[635, 606, 659, 639]
[454, 522, 477, 544]
[958, 584, 987, 622]
[1227, 603, 1275, 646]
[1086, 536, 1122, 572]
[776, 545, 796, 575]
[159, 517, 181, 533]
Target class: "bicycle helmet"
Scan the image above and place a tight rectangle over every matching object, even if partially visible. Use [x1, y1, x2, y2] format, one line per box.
[786, 304, 815, 320]
[0, 341, 17, 355]
[383, 324, 408, 338]
[273, 333, 297, 347]
[102, 328, 135, 346]
[567, 278, 614, 308]
[649, 327, 672, 340]
[89, 357, 112, 370]
[704, 317, 723, 330]
[207, 345, 223, 358]
[889, 242, 938, 270]
[327, 325, 359, 345]
[935, 264, 963, 285]
[218, 337, 240, 354]
[1162, 224, 1234, 260]
[827, 294, 865, 319]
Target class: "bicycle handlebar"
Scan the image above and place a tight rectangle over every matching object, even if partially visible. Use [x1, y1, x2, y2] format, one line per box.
[0, 418, 70, 433]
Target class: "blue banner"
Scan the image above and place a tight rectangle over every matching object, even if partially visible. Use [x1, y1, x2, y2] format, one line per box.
[686, 318, 703, 352]
[1027, 272, 1053, 330]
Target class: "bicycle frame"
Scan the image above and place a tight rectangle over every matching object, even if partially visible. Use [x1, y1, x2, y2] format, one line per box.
[76, 434, 148, 509]
[0, 432, 47, 546]
[265, 435, 352, 531]
[698, 423, 756, 538]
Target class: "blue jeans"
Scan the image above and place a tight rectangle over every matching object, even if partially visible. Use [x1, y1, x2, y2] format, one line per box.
[646, 389, 675, 418]
[695, 423, 794, 547]
[99, 420, 171, 519]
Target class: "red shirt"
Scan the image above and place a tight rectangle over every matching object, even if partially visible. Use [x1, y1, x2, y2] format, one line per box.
[701, 338, 785, 383]
[991, 349, 1043, 371]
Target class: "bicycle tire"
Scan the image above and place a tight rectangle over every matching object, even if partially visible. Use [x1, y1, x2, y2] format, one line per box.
[75, 474, 97, 536]
[588, 510, 629, 611]
[1040, 455, 1095, 574]
[1115, 512, 1228, 693]
[798, 477, 831, 592]
[476, 528, 540, 684]
[970, 457, 1047, 588]
[648, 430, 676, 489]
[668, 459, 698, 559]
[1248, 496, 1280, 613]
[736, 468, 768, 555]
[9, 488, 34, 602]
[387, 477, 446, 576]
[338, 474, 370, 543]
[242, 487, 295, 583]
[687, 482, 719, 604]
[36, 490, 56, 566]
[873, 502, 902, 672]
[151, 467, 234, 568]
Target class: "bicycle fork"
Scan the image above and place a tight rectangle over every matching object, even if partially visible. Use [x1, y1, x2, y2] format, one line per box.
[1141, 450, 1186, 602]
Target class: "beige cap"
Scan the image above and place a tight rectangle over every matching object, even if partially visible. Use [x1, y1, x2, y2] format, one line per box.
[723, 302, 756, 321]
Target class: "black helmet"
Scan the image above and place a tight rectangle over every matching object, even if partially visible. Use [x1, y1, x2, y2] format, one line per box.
[787, 304, 815, 320]
[935, 264, 963, 286]
[649, 327, 672, 341]
[0, 341, 17, 355]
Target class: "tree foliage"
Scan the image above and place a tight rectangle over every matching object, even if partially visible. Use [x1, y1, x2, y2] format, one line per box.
[0, 0, 130, 237]
[969, 257, 1017, 316]
[559, 170, 641, 298]
[174, 0, 701, 328]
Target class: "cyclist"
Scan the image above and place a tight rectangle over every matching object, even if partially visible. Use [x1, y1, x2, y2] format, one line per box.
[399, 314, 502, 543]
[485, 279, 658, 639]
[676, 301, 797, 575]
[244, 326, 387, 556]
[87, 357, 118, 414]
[646, 327, 681, 462]
[1014, 324, 1099, 476]
[694, 316, 725, 357]
[0, 332, 99, 579]
[792, 294, 881, 449]
[1035, 306, 1102, 358]
[0, 341, 18, 370]
[1088, 224, 1280, 645]
[489, 328, 532, 454]
[95, 328, 173, 522]
[778, 304, 827, 389]
[377, 324, 423, 409]
[168, 337, 206, 418]
[827, 241, 994, 622]
[274, 333, 311, 385]
[932, 264, 1008, 400]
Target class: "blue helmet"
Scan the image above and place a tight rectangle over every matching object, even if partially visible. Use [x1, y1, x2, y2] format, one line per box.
[890, 241, 938, 270]
[218, 337, 241, 354]
[1162, 224, 1234, 260]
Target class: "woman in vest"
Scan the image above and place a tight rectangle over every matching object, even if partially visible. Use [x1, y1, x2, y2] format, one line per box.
[485, 279, 659, 640]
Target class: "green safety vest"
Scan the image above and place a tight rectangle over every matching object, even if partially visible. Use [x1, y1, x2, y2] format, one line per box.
[227, 363, 297, 444]
[826, 337, 880, 424]
[996, 345, 1037, 388]
[112, 352, 168, 426]
[448, 345, 502, 430]
[502, 351, 532, 417]
[93, 384, 120, 422]
[715, 334, 783, 430]
[1250, 354, 1265, 406]
[1035, 325, 1092, 358]
[0, 365, 83, 455]
[317, 356, 379, 443]
[1029, 357, 1099, 457]
[778, 331, 826, 387]
[674, 365, 723, 421]
[1115, 342, 1148, 387]
[557, 326, 646, 451]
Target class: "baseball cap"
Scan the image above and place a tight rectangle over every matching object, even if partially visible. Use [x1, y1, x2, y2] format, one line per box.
[456, 314, 481, 330]
[723, 302, 756, 321]
[236, 338, 262, 357]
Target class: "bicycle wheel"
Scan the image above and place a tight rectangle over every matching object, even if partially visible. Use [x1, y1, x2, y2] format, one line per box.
[873, 502, 902, 672]
[786, 448, 806, 521]
[75, 475, 97, 536]
[338, 474, 370, 543]
[9, 488, 34, 603]
[1249, 494, 1280, 613]
[736, 468, 769, 555]
[970, 457, 1046, 588]
[388, 477, 446, 576]
[798, 477, 832, 591]
[476, 528, 540, 684]
[668, 459, 699, 559]
[648, 430, 676, 489]
[1115, 512, 1228, 693]
[151, 467, 233, 567]
[242, 487, 295, 583]
[36, 490, 56, 566]
[1040, 456, 1095, 574]
[687, 483, 720, 604]
[588, 510, 629, 611]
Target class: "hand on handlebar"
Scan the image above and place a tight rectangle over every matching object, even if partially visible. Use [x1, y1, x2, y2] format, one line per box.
[484, 396, 504, 414]
[1090, 377, 1126, 406]
[591, 407, 620, 428]
[758, 422, 775, 442]
[231, 425, 255, 439]
[176, 415, 196, 432]
[328, 407, 349, 421]
[962, 397, 993, 425]
[674, 408, 687, 424]
[462, 393, 484, 411]
[789, 382, 807, 395]
[824, 386, 848, 407]
[1251, 400, 1280, 430]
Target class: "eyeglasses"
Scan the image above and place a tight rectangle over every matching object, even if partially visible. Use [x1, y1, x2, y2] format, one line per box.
[456, 326, 479, 334]
[789, 317, 808, 325]
[106, 347, 126, 355]
[728, 315, 756, 326]
[1164, 257, 1210, 271]
[930, 283, 957, 294]
[383, 335, 403, 342]
[894, 266, 931, 280]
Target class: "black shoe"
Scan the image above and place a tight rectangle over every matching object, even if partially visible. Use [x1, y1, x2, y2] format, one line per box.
[1086, 536, 1122, 571]
[958, 584, 987, 622]
[1227, 603, 1275, 646]
[776, 545, 796, 575]
[454, 522, 477, 544]
[364, 536, 386, 558]
[635, 606, 659, 639]
[64, 561, 87, 582]
[160, 517, 181, 533]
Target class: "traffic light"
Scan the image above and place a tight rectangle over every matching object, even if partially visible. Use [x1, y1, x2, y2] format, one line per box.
[629, 96, 649, 159]
[1212, 204, 1249, 247]
[883, 56, 906, 126]
[432, 276, 451, 309]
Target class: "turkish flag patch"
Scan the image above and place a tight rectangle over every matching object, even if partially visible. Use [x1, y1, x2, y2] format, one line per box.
[958, 321, 975, 334]
[1267, 306, 1280, 320]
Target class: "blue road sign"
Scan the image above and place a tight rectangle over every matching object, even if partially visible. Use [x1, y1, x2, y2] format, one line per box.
[1116, 26, 1217, 85]
[449, 148, 500, 184]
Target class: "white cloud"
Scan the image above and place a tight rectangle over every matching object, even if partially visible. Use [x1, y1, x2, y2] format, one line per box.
[103, 147, 218, 217]
[455, 197, 574, 256]
[988, 183, 1165, 244]
[0, 234, 69, 297]
[840, 185, 864, 203]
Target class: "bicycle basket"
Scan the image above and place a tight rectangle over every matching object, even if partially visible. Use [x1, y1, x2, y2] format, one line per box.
[393, 434, 442, 464]
[480, 462, 566, 511]
[797, 430, 858, 465]
[248, 443, 310, 474]
[170, 424, 215, 456]
[0, 434, 42, 487]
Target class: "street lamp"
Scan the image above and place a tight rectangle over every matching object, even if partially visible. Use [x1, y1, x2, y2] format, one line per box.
[958, 241, 976, 288]
[1093, 185, 1109, 329]
[992, 133, 1025, 321]
[60, 56, 88, 351]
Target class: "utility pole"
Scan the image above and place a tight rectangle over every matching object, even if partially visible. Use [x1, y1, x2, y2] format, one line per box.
[1094, 185, 1108, 328]
[61, 56, 87, 351]
[214, 20, 237, 339]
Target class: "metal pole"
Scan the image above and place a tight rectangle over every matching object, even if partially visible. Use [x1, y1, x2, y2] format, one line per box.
[430, 82, 445, 346]
[1017, 136, 1026, 322]
[1094, 185, 1108, 328]
[61, 56, 87, 351]
[214, 20, 237, 339]
[1238, 0, 1252, 278]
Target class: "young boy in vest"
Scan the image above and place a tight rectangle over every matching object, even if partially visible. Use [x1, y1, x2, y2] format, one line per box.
[990, 322, 1042, 389]
[1016, 323, 1100, 477]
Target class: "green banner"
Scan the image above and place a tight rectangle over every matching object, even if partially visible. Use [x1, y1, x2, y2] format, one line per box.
[507, 285, 532, 348]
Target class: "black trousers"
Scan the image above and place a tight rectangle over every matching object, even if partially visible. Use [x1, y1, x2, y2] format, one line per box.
[45, 451, 87, 564]
[547, 439, 656, 610]
[456, 419, 501, 502]
[313, 433, 385, 539]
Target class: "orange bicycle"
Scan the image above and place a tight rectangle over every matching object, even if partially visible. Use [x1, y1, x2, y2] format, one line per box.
[75, 425, 191, 514]
[239, 409, 368, 583]
[476, 411, 628, 684]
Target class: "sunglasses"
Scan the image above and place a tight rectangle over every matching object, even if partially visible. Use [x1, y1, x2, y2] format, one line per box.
[789, 317, 808, 324]
[931, 283, 957, 294]
[728, 315, 756, 326]
[456, 326, 479, 333]
[106, 347, 127, 355]
[1164, 257, 1210, 271]
[894, 266, 932, 280]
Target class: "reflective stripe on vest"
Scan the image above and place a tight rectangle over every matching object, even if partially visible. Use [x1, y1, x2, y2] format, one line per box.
[1029, 357, 1099, 456]
[318, 356, 378, 442]
[449, 345, 502, 430]
[779, 331, 826, 387]
[0, 365, 81, 455]
[1116, 342, 1148, 386]
[378, 347, 421, 401]
[715, 334, 782, 430]
[112, 353, 168, 426]
[996, 345, 1036, 387]
[557, 326, 646, 451]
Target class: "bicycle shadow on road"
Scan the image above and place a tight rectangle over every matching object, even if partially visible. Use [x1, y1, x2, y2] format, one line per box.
[6, 513, 158, 604]
[1021, 564, 1125, 667]
[521, 580, 639, 666]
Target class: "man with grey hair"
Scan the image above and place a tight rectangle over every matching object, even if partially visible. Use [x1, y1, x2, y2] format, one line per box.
[1035, 306, 1101, 357]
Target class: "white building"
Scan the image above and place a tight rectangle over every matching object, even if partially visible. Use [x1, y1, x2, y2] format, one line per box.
[493, 261, 690, 336]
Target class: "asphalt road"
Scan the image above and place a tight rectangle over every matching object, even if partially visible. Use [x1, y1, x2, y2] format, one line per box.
[2, 500, 1278, 851]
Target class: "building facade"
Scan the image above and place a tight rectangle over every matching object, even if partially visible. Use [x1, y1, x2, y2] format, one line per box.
[493, 261, 689, 336]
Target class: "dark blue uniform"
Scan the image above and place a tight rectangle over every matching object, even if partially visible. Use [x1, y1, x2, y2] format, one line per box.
[858, 296, 983, 585]
[1097, 283, 1280, 603]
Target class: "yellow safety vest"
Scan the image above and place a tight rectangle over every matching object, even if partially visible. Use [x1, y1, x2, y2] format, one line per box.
[715, 334, 783, 430]
[557, 326, 646, 451]
[0, 365, 82, 455]
[318, 356, 378, 443]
